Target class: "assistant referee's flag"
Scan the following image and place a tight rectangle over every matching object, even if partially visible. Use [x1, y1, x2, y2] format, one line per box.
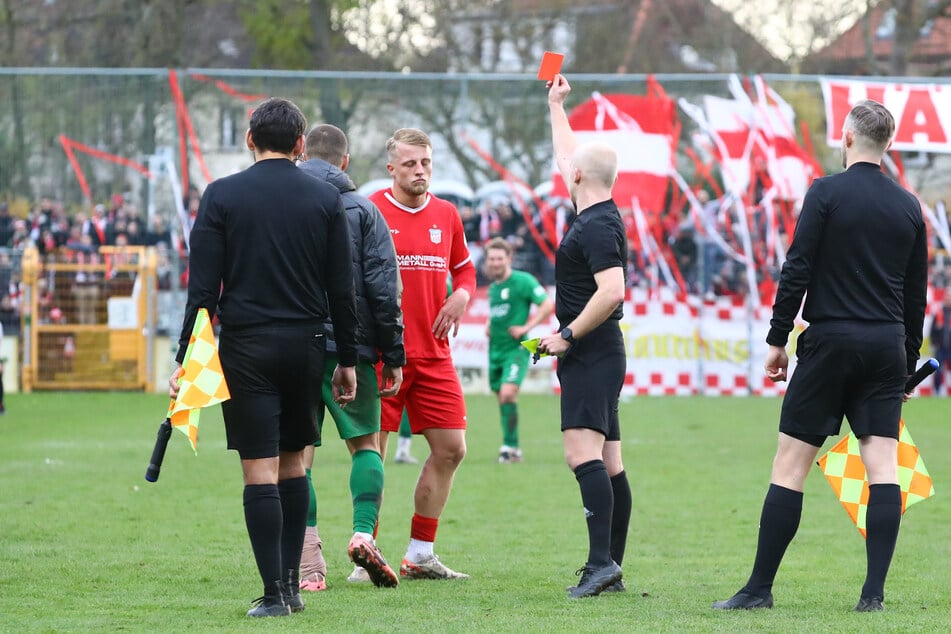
[817, 421, 934, 538]
[168, 308, 230, 452]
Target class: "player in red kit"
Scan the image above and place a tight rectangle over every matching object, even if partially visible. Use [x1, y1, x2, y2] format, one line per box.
[369, 128, 476, 580]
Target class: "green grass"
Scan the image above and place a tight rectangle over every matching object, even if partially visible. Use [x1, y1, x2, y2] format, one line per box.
[1, 392, 949, 633]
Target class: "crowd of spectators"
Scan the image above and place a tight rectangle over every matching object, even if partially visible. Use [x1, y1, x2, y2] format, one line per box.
[0, 184, 948, 335]
[0, 194, 180, 334]
[460, 188, 950, 310]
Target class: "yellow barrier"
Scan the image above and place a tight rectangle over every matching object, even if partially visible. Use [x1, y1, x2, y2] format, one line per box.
[20, 246, 157, 392]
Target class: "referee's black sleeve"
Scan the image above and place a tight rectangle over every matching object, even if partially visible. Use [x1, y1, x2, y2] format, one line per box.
[325, 194, 358, 367]
[902, 216, 928, 374]
[766, 182, 827, 347]
[177, 183, 226, 363]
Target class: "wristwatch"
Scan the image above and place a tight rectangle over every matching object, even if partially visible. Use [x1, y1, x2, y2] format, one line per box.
[560, 327, 576, 346]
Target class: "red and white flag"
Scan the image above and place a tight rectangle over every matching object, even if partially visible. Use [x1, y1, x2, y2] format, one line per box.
[551, 78, 676, 212]
[749, 76, 817, 201]
[679, 86, 755, 195]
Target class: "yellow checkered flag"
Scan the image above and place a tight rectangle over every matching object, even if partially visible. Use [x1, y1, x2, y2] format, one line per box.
[816, 359, 938, 538]
[166, 307, 231, 452]
[817, 421, 934, 538]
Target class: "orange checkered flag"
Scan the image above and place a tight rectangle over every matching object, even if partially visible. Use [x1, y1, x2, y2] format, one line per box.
[816, 359, 938, 538]
[166, 308, 230, 452]
[817, 422, 934, 538]
[145, 308, 230, 483]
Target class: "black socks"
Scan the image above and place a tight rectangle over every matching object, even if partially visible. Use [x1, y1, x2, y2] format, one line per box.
[742, 483, 803, 596]
[574, 460, 614, 568]
[861, 483, 901, 600]
[243, 484, 283, 597]
[610, 471, 631, 566]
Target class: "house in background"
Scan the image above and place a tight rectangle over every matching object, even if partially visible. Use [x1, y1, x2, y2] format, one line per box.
[442, 0, 787, 75]
[805, 1, 951, 76]
[804, 1, 951, 202]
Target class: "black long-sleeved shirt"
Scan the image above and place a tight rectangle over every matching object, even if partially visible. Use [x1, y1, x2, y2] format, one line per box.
[767, 161, 928, 373]
[176, 158, 358, 366]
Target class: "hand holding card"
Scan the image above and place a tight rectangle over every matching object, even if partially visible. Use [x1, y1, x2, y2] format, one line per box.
[537, 51, 564, 82]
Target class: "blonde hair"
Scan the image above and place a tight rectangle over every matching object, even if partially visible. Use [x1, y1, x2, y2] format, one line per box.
[385, 128, 432, 161]
[484, 237, 512, 256]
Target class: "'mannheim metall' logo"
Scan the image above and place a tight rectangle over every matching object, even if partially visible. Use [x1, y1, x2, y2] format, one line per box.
[429, 225, 442, 244]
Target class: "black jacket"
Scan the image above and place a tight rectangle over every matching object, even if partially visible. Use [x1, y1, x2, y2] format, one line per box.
[767, 162, 928, 374]
[178, 158, 358, 365]
[299, 158, 405, 367]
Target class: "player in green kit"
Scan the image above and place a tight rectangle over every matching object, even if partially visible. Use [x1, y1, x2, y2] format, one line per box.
[484, 238, 555, 463]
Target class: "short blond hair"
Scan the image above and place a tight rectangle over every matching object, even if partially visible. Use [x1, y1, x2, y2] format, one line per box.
[385, 128, 432, 161]
[484, 237, 512, 256]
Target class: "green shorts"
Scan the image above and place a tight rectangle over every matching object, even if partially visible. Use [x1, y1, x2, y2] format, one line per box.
[488, 346, 530, 392]
[314, 358, 380, 446]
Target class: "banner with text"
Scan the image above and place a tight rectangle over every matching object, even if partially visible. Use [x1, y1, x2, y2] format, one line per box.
[821, 78, 951, 153]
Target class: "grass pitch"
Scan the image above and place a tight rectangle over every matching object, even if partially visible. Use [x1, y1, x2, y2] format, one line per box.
[0, 391, 948, 632]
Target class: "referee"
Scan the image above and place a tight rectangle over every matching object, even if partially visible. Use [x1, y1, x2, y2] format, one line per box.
[713, 100, 928, 613]
[537, 74, 631, 599]
[169, 98, 358, 617]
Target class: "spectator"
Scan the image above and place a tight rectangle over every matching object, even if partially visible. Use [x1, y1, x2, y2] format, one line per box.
[0, 204, 14, 247]
[931, 293, 951, 396]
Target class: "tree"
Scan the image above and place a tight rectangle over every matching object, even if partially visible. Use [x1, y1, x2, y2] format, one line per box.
[863, 0, 951, 76]
[240, 0, 395, 130]
[0, 0, 32, 197]
[712, 0, 868, 71]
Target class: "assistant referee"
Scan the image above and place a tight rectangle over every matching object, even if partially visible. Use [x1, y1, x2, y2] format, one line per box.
[713, 100, 928, 613]
[169, 98, 358, 617]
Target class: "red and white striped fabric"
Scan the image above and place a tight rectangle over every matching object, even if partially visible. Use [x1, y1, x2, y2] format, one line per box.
[551, 79, 675, 212]
[700, 94, 753, 194]
[750, 77, 816, 201]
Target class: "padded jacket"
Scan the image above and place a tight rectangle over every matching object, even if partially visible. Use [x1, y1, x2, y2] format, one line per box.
[299, 158, 405, 367]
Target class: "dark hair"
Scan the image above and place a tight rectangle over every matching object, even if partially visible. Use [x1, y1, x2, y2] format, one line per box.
[305, 124, 348, 167]
[845, 100, 895, 152]
[249, 98, 306, 154]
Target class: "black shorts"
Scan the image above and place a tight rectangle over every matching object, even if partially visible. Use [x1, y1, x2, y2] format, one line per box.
[557, 324, 625, 441]
[218, 324, 326, 459]
[780, 321, 906, 441]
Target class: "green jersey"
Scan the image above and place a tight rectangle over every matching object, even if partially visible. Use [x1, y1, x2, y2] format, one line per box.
[488, 269, 548, 355]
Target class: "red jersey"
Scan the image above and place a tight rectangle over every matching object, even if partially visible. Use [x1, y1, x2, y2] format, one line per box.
[370, 189, 476, 359]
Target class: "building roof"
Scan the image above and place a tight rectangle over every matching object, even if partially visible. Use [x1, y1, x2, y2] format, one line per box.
[807, 1, 951, 74]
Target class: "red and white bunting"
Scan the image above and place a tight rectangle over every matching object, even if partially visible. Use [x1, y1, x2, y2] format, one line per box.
[552, 83, 675, 212]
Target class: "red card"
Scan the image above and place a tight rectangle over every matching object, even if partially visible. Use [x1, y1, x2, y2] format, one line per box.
[537, 51, 564, 81]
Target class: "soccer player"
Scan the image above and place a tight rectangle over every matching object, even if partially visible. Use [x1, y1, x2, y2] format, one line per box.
[483, 237, 554, 463]
[536, 75, 631, 599]
[297, 124, 404, 590]
[369, 128, 476, 580]
[393, 410, 418, 464]
[170, 98, 358, 617]
[712, 100, 927, 613]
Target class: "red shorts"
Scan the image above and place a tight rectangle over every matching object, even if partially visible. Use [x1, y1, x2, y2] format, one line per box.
[379, 357, 467, 433]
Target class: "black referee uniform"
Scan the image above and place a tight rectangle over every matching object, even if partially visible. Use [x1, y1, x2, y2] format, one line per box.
[177, 158, 358, 458]
[555, 199, 628, 438]
[768, 161, 928, 443]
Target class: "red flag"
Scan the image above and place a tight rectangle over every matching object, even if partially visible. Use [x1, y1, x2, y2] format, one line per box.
[552, 79, 675, 212]
[750, 77, 817, 201]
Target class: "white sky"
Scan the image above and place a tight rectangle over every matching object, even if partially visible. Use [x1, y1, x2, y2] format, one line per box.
[710, 0, 872, 62]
